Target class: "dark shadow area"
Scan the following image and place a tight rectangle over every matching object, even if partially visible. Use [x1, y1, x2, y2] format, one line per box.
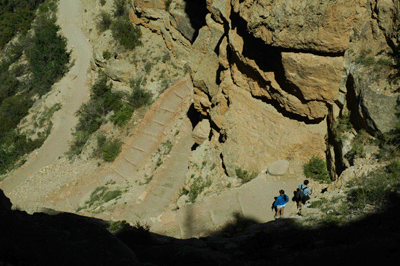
[229, 11, 325, 125]
[2, 188, 400, 266]
[385, 36, 400, 85]
[0, 201, 138, 265]
[220, 153, 228, 176]
[186, 103, 202, 129]
[326, 104, 346, 178]
[191, 143, 199, 151]
[182, 0, 208, 42]
[210, 212, 260, 238]
[345, 74, 366, 132]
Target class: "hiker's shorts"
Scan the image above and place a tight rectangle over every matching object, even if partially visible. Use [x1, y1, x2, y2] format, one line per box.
[276, 204, 286, 209]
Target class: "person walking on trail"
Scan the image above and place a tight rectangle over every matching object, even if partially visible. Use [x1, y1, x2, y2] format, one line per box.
[295, 180, 312, 214]
[273, 189, 289, 219]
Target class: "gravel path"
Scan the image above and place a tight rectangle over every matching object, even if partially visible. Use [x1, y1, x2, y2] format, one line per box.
[0, 0, 92, 195]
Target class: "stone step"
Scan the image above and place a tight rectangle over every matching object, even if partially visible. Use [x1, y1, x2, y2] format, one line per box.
[130, 133, 160, 152]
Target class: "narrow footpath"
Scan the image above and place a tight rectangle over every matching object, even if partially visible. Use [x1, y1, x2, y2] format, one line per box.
[0, 0, 92, 195]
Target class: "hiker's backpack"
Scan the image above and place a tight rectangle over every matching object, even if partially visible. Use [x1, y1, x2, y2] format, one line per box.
[296, 185, 307, 200]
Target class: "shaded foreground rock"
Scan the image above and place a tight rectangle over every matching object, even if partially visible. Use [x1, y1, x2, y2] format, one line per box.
[0, 190, 138, 266]
[2, 189, 400, 265]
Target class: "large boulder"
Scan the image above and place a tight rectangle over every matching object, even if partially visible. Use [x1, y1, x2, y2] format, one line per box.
[220, 84, 327, 176]
[189, 14, 225, 98]
[282, 52, 344, 103]
[231, 0, 367, 53]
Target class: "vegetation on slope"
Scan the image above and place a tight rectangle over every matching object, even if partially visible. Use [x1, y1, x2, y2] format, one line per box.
[96, 0, 142, 50]
[68, 70, 152, 161]
[0, 0, 70, 175]
[0, 0, 45, 49]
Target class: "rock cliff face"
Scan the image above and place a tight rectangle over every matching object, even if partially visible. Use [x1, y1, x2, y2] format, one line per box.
[132, 0, 400, 185]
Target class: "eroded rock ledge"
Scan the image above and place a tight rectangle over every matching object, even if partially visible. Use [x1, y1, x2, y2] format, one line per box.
[130, 0, 399, 191]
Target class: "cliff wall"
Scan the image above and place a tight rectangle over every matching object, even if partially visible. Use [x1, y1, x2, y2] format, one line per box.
[131, 0, 400, 185]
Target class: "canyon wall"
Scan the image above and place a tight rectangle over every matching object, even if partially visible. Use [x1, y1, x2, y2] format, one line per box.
[131, 0, 400, 187]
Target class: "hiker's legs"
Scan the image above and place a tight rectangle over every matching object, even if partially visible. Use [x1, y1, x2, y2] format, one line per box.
[297, 201, 303, 208]
[278, 207, 284, 217]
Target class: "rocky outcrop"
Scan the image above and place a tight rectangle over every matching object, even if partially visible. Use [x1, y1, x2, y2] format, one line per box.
[0, 190, 139, 266]
[231, 0, 366, 53]
[282, 52, 344, 103]
[129, 0, 400, 194]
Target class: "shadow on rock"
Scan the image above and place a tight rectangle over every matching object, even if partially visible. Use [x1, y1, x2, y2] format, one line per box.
[2, 189, 400, 265]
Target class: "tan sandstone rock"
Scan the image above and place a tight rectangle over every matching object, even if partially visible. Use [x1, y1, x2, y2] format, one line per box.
[220, 84, 327, 176]
[133, 0, 165, 9]
[231, 0, 368, 53]
[192, 119, 211, 145]
[189, 14, 225, 98]
[281, 52, 344, 102]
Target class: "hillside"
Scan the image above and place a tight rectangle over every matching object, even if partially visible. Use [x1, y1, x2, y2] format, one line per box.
[0, 0, 400, 243]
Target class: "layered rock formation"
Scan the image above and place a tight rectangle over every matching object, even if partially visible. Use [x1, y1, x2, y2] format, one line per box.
[131, 0, 399, 188]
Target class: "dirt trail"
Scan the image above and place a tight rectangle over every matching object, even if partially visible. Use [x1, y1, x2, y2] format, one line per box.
[0, 0, 92, 195]
[44, 78, 194, 218]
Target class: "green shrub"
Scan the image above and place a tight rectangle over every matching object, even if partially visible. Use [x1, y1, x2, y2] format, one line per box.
[112, 0, 127, 18]
[164, 0, 173, 11]
[97, 11, 112, 32]
[100, 0, 106, 6]
[103, 189, 122, 202]
[97, 134, 107, 147]
[162, 52, 170, 63]
[345, 164, 400, 211]
[128, 82, 153, 109]
[309, 198, 328, 208]
[111, 103, 134, 126]
[0, 0, 69, 174]
[86, 186, 107, 207]
[144, 62, 153, 74]
[189, 177, 212, 203]
[111, 14, 142, 50]
[69, 72, 130, 158]
[376, 57, 393, 66]
[345, 131, 367, 164]
[109, 220, 152, 245]
[235, 168, 257, 184]
[103, 50, 112, 60]
[332, 110, 352, 142]
[102, 138, 122, 162]
[27, 14, 70, 95]
[303, 156, 331, 183]
[160, 140, 173, 155]
[0, 0, 44, 49]
[387, 160, 400, 179]
[67, 131, 92, 158]
[178, 187, 189, 197]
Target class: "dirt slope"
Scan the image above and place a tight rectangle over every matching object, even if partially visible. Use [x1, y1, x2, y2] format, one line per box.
[0, 0, 92, 194]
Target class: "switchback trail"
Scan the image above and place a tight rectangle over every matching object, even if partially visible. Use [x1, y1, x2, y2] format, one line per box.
[0, 0, 92, 195]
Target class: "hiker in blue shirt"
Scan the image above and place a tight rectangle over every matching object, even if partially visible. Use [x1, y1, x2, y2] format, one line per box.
[273, 189, 289, 219]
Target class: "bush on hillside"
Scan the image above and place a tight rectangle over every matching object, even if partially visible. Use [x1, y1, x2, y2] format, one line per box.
[97, 11, 112, 32]
[27, 14, 70, 95]
[112, 0, 127, 18]
[110, 103, 134, 127]
[235, 168, 257, 184]
[0, 0, 45, 49]
[101, 138, 122, 162]
[128, 81, 153, 109]
[111, 14, 142, 50]
[0, 0, 67, 174]
[303, 156, 331, 183]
